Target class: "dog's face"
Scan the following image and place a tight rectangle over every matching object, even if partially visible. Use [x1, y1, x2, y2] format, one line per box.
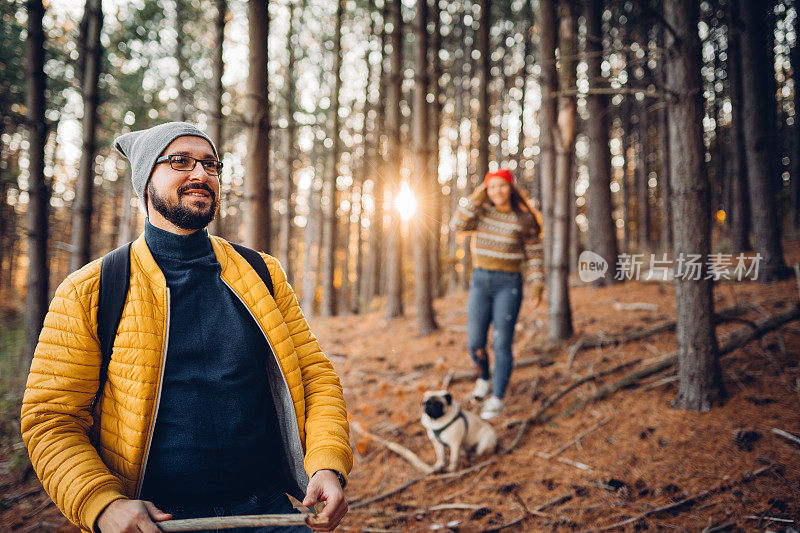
[422, 391, 454, 420]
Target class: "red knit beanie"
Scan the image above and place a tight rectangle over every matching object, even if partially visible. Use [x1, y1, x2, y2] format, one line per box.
[484, 168, 514, 185]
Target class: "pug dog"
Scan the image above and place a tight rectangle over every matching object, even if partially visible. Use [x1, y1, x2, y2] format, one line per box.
[421, 390, 498, 472]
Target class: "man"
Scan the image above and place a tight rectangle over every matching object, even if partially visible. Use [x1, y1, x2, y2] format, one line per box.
[21, 122, 352, 533]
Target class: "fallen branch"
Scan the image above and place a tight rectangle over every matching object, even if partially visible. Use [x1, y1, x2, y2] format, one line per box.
[594, 465, 771, 531]
[449, 353, 554, 383]
[566, 303, 755, 357]
[486, 492, 573, 532]
[560, 303, 800, 422]
[534, 451, 593, 471]
[547, 417, 612, 458]
[612, 302, 659, 312]
[771, 428, 800, 447]
[350, 421, 432, 474]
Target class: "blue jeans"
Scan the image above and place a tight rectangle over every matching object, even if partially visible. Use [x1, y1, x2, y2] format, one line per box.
[160, 488, 311, 533]
[467, 268, 523, 399]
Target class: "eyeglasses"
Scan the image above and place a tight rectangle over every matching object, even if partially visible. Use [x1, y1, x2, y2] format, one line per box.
[156, 154, 223, 176]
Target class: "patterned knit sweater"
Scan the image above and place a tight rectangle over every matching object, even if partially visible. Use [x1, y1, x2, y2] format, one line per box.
[451, 187, 545, 294]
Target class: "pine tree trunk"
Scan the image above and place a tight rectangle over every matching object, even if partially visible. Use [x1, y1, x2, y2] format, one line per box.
[384, 0, 404, 319]
[656, 15, 674, 254]
[25, 0, 50, 359]
[365, 0, 387, 307]
[790, 29, 800, 230]
[244, 0, 271, 252]
[301, 172, 322, 314]
[280, 1, 298, 283]
[174, 0, 188, 121]
[428, 0, 443, 298]
[665, 0, 723, 411]
[321, 0, 344, 316]
[583, 0, 618, 285]
[738, 0, 789, 281]
[727, 0, 750, 253]
[538, 0, 557, 276]
[70, 0, 102, 272]
[549, 0, 575, 341]
[207, 0, 226, 237]
[620, 100, 632, 254]
[476, 0, 490, 179]
[636, 101, 651, 252]
[411, 0, 438, 335]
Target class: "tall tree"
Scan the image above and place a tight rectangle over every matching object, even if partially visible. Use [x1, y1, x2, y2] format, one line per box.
[549, 0, 575, 341]
[244, 0, 271, 252]
[70, 0, 103, 272]
[364, 0, 388, 307]
[321, 0, 344, 316]
[411, 0, 438, 335]
[25, 0, 49, 358]
[476, 0, 490, 179]
[428, 0, 443, 297]
[174, 0, 189, 121]
[655, 7, 673, 253]
[207, 0, 226, 237]
[726, 0, 750, 253]
[791, 23, 800, 229]
[739, 0, 789, 281]
[583, 0, 618, 285]
[280, 0, 298, 282]
[538, 0, 557, 273]
[665, 0, 723, 410]
[384, 0, 404, 319]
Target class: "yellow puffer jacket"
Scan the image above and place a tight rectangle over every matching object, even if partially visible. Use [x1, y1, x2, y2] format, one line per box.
[21, 234, 352, 532]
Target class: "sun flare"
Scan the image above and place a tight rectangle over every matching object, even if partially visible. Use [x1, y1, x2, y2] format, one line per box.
[394, 182, 417, 221]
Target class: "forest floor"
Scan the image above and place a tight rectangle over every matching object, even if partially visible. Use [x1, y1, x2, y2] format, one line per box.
[2, 241, 800, 532]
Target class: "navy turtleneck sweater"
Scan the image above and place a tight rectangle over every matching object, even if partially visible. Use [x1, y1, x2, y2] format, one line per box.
[139, 220, 283, 506]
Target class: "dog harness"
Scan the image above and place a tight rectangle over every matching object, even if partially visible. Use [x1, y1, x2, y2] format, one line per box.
[431, 412, 468, 444]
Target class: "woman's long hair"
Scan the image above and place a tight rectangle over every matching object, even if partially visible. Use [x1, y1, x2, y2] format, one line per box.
[509, 184, 543, 238]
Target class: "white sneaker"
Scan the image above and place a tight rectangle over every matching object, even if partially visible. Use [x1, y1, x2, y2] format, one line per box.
[471, 378, 491, 400]
[481, 396, 504, 420]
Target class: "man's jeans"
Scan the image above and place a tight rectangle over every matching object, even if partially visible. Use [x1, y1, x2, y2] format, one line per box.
[160, 489, 311, 533]
[466, 268, 523, 399]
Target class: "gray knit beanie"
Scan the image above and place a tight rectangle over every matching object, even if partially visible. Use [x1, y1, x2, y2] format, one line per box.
[113, 122, 218, 210]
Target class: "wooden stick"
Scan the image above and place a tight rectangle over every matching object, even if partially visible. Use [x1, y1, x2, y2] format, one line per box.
[441, 369, 455, 390]
[350, 421, 432, 474]
[534, 493, 573, 512]
[547, 418, 612, 458]
[745, 516, 794, 523]
[534, 451, 593, 471]
[158, 513, 324, 531]
[594, 465, 771, 532]
[771, 428, 800, 446]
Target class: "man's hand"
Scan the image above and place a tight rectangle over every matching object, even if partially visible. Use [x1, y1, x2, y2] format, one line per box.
[530, 283, 544, 309]
[303, 470, 348, 532]
[96, 498, 171, 533]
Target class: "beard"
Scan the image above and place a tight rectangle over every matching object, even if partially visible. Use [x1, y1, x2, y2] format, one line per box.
[148, 181, 219, 230]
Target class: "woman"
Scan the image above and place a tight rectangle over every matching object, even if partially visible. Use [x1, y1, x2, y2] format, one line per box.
[450, 168, 544, 419]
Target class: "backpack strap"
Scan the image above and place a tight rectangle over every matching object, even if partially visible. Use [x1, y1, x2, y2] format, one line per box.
[94, 242, 132, 408]
[230, 242, 275, 298]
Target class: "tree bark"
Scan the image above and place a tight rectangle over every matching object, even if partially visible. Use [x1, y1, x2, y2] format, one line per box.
[365, 0, 388, 307]
[280, 1, 298, 283]
[538, 0, 557, 278]
[665, 0, 723, 411]
[738, 0, 789, 281]
[244, 0, 271, 252]
[726, 0, 750, 253]
[549, 0, 575, 341]
[428, 0, 443, 298]
[411, 0, 438, 335]
[655, 12, 673, 254]
[790, 23, 800, 230]
[583, 0, 618, 285]
[384, 0, 404, 319]
[25, 0, 50, 359]
[70, 0, 103, 272]
[321, 0, 344, 316]
[207, 0, 226, 237]
[476, 0, 490, 179]
[174, 0, 188, 121]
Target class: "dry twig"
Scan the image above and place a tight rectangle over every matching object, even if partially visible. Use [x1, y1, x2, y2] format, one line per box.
[350, 421, 432, 474]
